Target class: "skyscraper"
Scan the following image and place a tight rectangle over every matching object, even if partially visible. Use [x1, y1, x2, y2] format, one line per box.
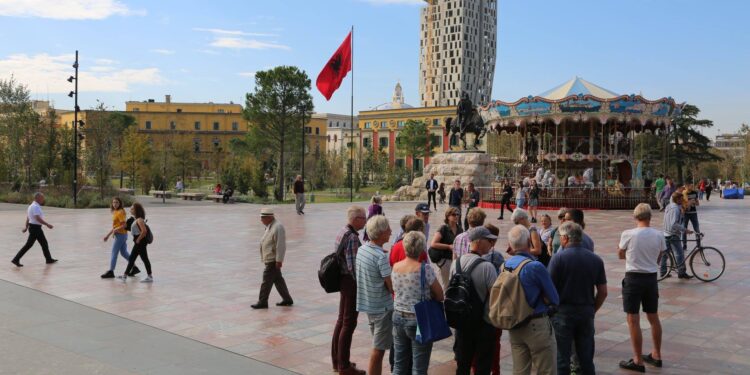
[419, 0, 497, 108]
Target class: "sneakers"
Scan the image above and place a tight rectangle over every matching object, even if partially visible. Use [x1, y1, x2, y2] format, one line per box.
[128, 266, 141, 276]
[642, 353, 663, 367]
[101, 270, 115, 279]
[140, 275, 153, 283]
[619, 359, 645, 373]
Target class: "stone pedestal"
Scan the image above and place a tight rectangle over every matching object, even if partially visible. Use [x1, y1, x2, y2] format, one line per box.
[388, 152, 495, 201]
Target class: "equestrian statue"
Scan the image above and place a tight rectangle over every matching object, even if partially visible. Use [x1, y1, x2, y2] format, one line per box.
[445, 91, 487, 150]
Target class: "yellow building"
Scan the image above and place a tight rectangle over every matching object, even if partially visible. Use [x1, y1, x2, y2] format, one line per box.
[305, 115, 328, 158]
[357, 83, 457, 170]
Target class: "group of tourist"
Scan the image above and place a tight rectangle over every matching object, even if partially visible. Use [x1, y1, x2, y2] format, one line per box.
[317, 197, 679, 375]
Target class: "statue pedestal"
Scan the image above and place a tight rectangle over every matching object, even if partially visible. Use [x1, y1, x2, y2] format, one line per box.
[388, 153, 495, 201]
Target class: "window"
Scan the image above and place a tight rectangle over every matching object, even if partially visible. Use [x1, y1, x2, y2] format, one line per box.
[212, 138, 220, 148]
[381, 121, 387, 128]
[397, 121, 405, 128]
[450, 134, 459, 147]
[145, 121, 152, 130]
[315, 127, 320, 135]
[231, 122, 238, 131]
[213, 122, 220, 131]
[217, 109, 225, 113]
[193, 139, 201, 152]
[334, 134, 338, 142]
[177, 108, 182, 113]
[414, 159, 423, 172]
[365, 122, 371, 129]
[395, 159, 405, 168]
[363, 138, 371, 148]
[170, 121, 176, 130]
[379, 137, 389, 148]
[433, 118, 440, 126]
[431, 135, 442, 147]
[133, 108, 140, 112]
[194, 121, 201, 130]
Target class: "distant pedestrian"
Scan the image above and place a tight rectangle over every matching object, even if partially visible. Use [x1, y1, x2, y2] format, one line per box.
[251, 207, 293, 308]
[549, 222, 608, 375]
[214, 183, 222, 194]
[662, 192, 693, 279]
[12, 192, 57, 267]
[391, 231, 443, 375]
[331, 206, 367, 375]
[448, 180, 465, 230]
[682, 183, 700, 251]
[705, 181, 713, 201]
[175, 178, 184, 193]
[294, 175, 305, 215]
[464, 183, 480, 230]
[425, 173, 439, 211]
[528, 180, 540, 223]
[363, 195, 384, 242]
[653, 175, 665, 210]
[119, 202, 153, 283]
[515, 181, 528, 210]
[438, 182, 446, 204]
[222, 185, 234, 204]
[101, 197, 139, 278]
[505, 225, 559, 375]
[356, 216, 393, 375]
[497, 179, 513, 220]
[618, 203, 665, 372]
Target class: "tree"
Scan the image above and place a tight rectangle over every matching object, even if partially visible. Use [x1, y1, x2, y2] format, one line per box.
[35, 108, 61, 185]
[243, 66, 314, 201]
[396, 119, 435, 184]
[171, 134, 201, 185]
[668, 104, 721, 184]
[83, 102, 122, 197]
[117, 127, 151, 192]
[0, 77, 43, 189]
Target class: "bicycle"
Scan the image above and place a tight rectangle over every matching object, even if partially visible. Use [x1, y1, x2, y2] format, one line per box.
[658, 232, 725, 282]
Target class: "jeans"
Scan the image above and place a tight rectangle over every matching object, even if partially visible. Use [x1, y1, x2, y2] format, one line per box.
[552, 306, 595, 375]
[332, 275, 358, 371]
[516, 198, 526, 210]
[110, 233, 130, 272]
[682, 212, 700, 251]
[392, 312, 432, 375]
[661, 235, 686, 275]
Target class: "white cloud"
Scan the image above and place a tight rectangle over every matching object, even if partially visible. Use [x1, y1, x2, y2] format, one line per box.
[196, 49, 220, 55]
[150, 49, 175, 55]
[210, 37, 289, 50]
[0, 53, 164, 93]
[238, 72, 256, 78]
[362, 0, 423, 4]
[194, 27, 289, 50]
[0, 0, 145, 20]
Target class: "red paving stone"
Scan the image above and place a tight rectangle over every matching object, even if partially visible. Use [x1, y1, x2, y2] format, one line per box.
[1, 196, 749, 374]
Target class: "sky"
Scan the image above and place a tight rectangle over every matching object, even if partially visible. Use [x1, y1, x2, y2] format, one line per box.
[0, 0, 748, 137]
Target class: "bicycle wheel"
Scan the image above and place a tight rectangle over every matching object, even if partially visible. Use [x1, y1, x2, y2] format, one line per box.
[657, 252, 674, 281]
[690, 247, 725, 282]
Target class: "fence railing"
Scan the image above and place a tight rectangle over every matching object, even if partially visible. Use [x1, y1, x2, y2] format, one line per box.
[476, 186, 658, 210]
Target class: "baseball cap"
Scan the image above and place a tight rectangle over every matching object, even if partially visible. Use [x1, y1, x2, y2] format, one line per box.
[469, 227, 498, 241]
[415, 203, 430, 213]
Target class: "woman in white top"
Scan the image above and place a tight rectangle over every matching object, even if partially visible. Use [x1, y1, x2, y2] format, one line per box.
[391, 231, 443, 375]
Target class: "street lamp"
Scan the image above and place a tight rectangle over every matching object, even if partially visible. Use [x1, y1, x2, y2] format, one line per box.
[68, 51, 80, 207]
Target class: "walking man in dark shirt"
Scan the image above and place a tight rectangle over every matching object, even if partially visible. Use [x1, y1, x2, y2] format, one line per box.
[497, 179, 513, 220]
[293, 175, 305, 215]
[448, 179, 464, 230]
[548, 222, 608, 375]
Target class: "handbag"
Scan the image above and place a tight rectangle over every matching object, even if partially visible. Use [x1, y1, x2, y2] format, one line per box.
[414, 263, 452, 344]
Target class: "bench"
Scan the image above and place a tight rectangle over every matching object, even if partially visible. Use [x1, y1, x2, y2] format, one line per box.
[118, 188, 135, 195]
[150, 190, 173, 199]
[207, 194, 236, 203]
[177, 192, 206, 201]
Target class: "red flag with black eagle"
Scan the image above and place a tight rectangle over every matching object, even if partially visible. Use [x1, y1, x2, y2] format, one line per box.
[316, 32, 352, 101]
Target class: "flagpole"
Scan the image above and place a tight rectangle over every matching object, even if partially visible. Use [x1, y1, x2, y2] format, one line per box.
[349, 25, 354, 203]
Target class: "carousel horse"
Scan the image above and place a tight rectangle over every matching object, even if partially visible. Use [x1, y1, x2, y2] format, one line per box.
[534, 167, 544, 185]
[583, 168, 595, 188]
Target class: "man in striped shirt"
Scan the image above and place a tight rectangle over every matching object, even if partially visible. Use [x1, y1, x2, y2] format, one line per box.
[356, 215, 393, 375]
[452, 207, 487, 259]
[662, 192, 693, 279]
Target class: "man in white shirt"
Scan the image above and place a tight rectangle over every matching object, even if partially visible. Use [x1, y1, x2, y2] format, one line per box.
[12, 192, 57, 267]
[617, 203, 665, 373]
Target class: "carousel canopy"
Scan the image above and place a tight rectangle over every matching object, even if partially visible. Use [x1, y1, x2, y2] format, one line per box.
[538, 77, 619, 100]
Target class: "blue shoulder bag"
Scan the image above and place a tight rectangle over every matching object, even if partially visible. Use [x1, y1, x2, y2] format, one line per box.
[414, 263, 452, 344]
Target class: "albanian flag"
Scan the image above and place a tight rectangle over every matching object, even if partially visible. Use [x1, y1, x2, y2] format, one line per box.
[316, 32, 352, 101]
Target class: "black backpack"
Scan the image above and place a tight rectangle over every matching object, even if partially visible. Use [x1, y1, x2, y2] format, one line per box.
[318, 229, 355, 293]
[145, 224, 154, 245]
[444, 255, 486, 329]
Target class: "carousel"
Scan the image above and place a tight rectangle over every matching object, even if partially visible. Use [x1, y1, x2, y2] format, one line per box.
[478, 77, 683, 209]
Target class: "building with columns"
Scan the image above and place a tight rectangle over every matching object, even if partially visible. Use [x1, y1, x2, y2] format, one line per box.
[419, 0, 497, 107]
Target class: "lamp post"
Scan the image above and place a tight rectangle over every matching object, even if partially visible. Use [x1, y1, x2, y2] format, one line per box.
[67, 51, 80, 207]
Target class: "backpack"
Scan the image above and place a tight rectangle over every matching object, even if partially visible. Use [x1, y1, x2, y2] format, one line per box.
[318, 229, 355, 293]
[488, 259, 535, 330]
[144, 224, 153, 244]
[444, 255, 486, 329]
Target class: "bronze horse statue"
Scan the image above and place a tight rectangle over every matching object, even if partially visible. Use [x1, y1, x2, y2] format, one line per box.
[446, 108, 487, 150]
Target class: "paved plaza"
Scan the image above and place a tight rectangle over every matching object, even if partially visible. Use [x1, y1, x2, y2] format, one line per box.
[1, 197, 749, 374]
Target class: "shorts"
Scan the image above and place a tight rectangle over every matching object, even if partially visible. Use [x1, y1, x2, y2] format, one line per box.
[622, 272, 659, 314]
[367, 311, 393, 351]
[529, 198, 539, 207]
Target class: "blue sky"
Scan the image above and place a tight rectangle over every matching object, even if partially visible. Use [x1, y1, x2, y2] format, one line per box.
[0, 0, 748, 136]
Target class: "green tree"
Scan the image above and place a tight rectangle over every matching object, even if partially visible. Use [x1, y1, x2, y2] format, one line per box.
[396, 119, 435, 184]
[668, 104, 721, 184]
[83, 102, 121, 197]
[243, 66, 314, 201]
[0, 77, 43, 189]
[171, 134, 201, 185]
[117, 127, 151, 192]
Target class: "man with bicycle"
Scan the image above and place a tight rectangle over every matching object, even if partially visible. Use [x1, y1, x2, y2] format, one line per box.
[663, 192, 693, 279]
